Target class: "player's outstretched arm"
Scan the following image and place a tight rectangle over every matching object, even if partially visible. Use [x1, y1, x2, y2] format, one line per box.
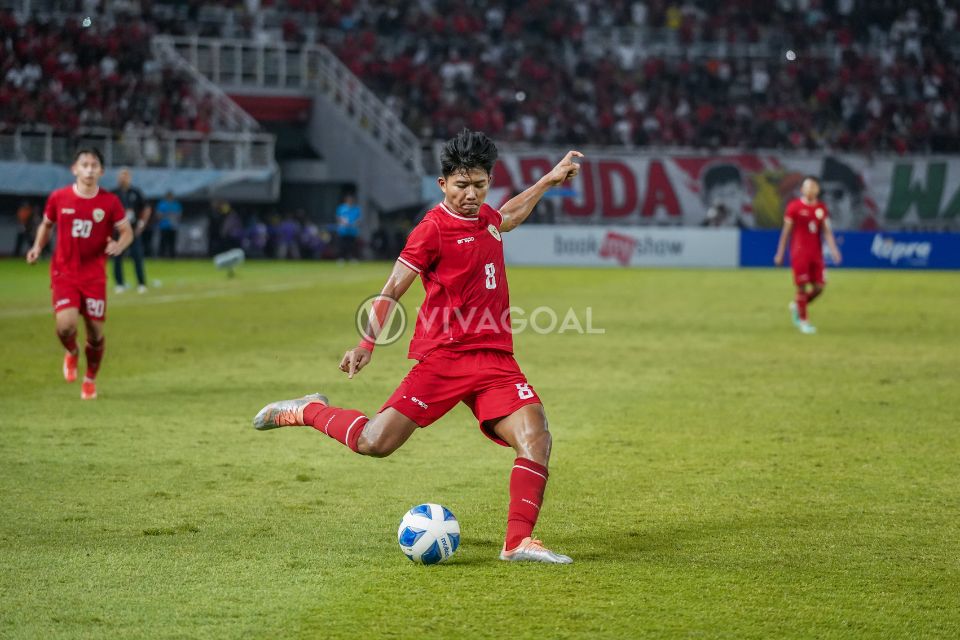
[499, 150, 583, 232]
[773, 218, 793, 266]
[106, 220, 134, 256]
[339, 260, 419, 379]
[823, 220, 842, 264]
[25, 219, 54, 264]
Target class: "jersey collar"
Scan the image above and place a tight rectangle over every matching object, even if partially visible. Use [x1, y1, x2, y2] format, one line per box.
[72, 184, 100, 199]
[439, 201, 480, 222]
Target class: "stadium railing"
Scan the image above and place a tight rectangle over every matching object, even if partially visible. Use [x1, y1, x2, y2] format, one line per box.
[152, 36, 264, 134]
[0, 125, 276, 170]
[152, 35, 423, 176]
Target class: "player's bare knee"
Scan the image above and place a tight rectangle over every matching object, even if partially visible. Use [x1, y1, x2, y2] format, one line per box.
[56, 324, 77, 338]
[359, 437, 399, 458]
[355, 427, 397, 458]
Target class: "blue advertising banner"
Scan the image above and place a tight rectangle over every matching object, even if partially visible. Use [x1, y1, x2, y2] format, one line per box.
[740, 230, 960, 270]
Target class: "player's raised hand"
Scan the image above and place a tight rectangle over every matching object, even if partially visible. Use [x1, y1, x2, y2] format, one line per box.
[105, 239, 122, 256]
[25, 246, 41, 264]
[339, 346, 372, 379]
[544, 150, 584, 187]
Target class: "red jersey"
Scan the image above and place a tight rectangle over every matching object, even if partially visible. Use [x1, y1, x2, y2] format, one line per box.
[784, 198, 829, 259]
[398, 201, 512, 360]
[43, 185, 126, 282]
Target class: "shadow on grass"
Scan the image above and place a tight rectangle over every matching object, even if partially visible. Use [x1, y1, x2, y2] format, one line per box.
[569, 514, 819, 565]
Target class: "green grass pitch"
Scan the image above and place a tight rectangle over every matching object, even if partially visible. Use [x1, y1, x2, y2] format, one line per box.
[1, 259, 958, 639]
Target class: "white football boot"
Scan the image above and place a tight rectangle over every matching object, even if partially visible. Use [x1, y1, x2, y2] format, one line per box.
[500, 537, 573, 564]
[253, 393, 328, 430]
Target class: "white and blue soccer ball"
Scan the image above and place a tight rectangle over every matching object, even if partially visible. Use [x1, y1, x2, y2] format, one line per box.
[397, 503, 460, 565]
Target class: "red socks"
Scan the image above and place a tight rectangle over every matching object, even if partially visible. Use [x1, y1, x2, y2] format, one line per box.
[303, 402, 368, 452]
[795, 290, 808, 321]
[505, 457, 549, 551]
[58, 330, 78, 355]
[84, 337, 105, 380]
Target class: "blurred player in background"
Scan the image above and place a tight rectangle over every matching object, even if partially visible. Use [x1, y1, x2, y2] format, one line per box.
[112, 168, 150, 293]
[774, 176, 842, 334]
[26, 148, 133, 399]
[254, 130, 582, 564]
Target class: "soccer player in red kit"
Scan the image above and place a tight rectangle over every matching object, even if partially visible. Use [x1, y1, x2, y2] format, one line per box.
[774, 176, 842, 334]
[254, 130, 583, 563]
[26, 148, 133, 399]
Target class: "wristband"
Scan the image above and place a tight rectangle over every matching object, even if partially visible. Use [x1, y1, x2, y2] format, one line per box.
[358, 338, 376, 352]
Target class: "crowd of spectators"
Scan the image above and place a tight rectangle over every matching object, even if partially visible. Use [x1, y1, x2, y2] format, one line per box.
[154, 0, 960, 153]
[4, 1, 959, 153]
[0, 10, 213, 134]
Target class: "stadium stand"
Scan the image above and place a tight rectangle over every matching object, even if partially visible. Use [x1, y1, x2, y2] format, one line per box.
[2, 0, 959, 257]
[140, 0, 960, 153]
[4, 2, 957, 153]
[0, 11, 216, 134]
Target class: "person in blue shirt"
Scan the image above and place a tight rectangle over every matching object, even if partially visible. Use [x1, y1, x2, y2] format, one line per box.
[155, 191, 183, 258]
[336, 193, 362, 262]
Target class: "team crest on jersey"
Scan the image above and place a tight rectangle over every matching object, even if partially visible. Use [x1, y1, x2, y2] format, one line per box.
[815, 208, 825, 220]
[92, 208, 105, 222]
[487, 224, 501, 242]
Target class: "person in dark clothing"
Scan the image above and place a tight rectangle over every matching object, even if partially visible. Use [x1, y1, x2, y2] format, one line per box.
[14, 200, 37, 257]
[112, 168, 151, 293]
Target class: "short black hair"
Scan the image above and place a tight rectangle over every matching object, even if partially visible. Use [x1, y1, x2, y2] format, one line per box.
[440, 129, 498, 177]
[803, 175, 820, 185]
[73, 147, 105, 166]
[703, 164, 742, 192]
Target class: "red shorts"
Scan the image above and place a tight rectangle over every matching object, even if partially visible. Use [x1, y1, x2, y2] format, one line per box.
[382, 349, 542, 447]
[51, 277, 108, 321]
[791, 255, 825, 287]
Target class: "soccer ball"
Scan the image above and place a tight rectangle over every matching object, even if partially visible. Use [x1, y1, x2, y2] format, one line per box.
[397, 503, 461, 564]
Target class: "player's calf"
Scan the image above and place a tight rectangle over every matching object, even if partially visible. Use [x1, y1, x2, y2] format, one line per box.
[353, 410, 420, 458]
[807, 284, 825, 304]
[84, 336, 105, 381]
